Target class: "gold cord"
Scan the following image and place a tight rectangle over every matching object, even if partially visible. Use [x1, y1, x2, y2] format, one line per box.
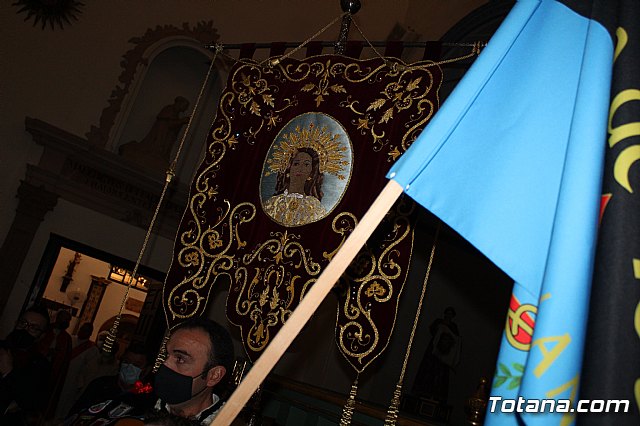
[384, 223, 441, 425]
[103, 48, 220, 354]
[268, 12, 348, 66]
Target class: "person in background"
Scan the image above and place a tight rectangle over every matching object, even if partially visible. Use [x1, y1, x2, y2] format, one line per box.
[0, 305, 52, 425]
[82, 330, 121, 389]
[56, 322, 99, 420]
[153, 317, 234, 425]
[38, 308, 74, 420]
[69, 342, 154, 414]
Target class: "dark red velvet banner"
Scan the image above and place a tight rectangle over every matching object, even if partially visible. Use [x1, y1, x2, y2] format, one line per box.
[163, 54, 442, 369]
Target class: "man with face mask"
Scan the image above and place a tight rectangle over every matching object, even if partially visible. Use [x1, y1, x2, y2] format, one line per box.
[153, 318, 234, 425]
[68, 342, 154, 417]
[0, 305, 52, 424]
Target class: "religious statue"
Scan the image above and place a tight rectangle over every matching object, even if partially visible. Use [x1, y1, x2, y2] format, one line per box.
[119, 96, 190, 172]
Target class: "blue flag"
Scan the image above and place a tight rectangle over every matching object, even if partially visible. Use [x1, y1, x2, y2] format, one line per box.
[388, 0, 615, 424]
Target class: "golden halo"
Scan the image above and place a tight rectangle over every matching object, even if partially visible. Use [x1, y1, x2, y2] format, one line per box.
[266, 122, 349, 179]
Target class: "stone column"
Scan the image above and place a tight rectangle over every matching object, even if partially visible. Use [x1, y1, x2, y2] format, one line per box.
[0, 181, 58, 312]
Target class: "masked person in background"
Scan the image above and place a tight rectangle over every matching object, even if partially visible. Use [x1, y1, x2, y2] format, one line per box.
[153, 318, 234, 425]
[82, 330, 121, 388]
[66, 342, 156, 424]
[0, 305, 52, 425]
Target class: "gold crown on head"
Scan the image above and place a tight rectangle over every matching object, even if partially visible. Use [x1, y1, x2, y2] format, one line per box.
[266, 123, 349, 179]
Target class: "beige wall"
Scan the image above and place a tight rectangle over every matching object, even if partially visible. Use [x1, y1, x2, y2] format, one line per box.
[41, 247, 110, 332]
[40, 247, 148, 340]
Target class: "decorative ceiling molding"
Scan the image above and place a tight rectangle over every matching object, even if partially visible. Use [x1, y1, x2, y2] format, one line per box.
[26, 117, 189, 240]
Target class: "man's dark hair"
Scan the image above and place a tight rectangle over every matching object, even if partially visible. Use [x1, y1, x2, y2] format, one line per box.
[24, 304, 51, 328]
[173, 318, 234, 377]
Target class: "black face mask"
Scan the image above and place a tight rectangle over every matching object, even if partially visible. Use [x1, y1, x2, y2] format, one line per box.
[154, 364, 209, 405]
[7, 329, 37, 349]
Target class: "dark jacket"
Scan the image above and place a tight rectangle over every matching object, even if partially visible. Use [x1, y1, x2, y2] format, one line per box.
[0, 346, 51, 425]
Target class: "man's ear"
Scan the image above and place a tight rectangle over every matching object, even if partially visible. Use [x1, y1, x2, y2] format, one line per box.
[206, 365, 226, 387]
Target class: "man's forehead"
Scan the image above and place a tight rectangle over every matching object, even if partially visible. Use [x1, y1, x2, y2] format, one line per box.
[168, 328, 212, 354]
[23, 311, 47, 325]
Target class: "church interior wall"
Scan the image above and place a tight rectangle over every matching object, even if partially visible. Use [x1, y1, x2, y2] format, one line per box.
[0, 198, 174, 337]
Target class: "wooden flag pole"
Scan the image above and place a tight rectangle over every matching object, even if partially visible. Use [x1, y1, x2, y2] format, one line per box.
[211, 179, 404, 425]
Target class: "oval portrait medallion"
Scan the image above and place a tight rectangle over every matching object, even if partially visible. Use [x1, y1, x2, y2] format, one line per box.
[260, 112, 353, 227]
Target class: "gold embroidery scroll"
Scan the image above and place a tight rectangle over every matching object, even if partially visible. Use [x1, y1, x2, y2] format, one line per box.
[162, 55, 442, 366]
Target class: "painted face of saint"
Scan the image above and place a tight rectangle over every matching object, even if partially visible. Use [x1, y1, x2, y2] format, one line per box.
[288, 151, 313, 194]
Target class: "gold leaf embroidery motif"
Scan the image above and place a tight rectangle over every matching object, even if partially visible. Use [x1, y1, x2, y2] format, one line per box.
[379, 107, 394, 124]
[368, 98, 386, 111]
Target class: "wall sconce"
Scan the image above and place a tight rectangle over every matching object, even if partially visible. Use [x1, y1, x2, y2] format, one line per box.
[66, 288, 86, 307]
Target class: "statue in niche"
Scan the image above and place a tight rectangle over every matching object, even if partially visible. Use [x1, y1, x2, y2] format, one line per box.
[119, 96, 190, 172]
[412, 306, 462, 403]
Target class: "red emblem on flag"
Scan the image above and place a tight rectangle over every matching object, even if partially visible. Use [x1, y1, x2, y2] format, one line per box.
[505, 294, 537, 351]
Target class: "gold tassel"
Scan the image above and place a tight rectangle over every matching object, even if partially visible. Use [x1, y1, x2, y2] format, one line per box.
[339, 376, 359, 425]
[102, 317, 120, 354]
[384, 382, 403, 425]
[384, 224, 441, 426]
[152, 333, 170, 372]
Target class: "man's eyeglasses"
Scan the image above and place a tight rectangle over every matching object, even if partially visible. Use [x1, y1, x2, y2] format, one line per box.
[16, 319, 45, 334]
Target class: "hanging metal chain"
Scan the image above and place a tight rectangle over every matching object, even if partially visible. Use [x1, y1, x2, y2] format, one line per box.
[351, 18, 484, 68]
[384, 222, 441, 425]
[210, 9, 483, 75]
[103, 47, 221, 354]
[215, 12, 347, 68]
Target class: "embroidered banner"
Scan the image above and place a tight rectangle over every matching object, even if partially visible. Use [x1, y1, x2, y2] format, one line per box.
[162, 54, 442, 368]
